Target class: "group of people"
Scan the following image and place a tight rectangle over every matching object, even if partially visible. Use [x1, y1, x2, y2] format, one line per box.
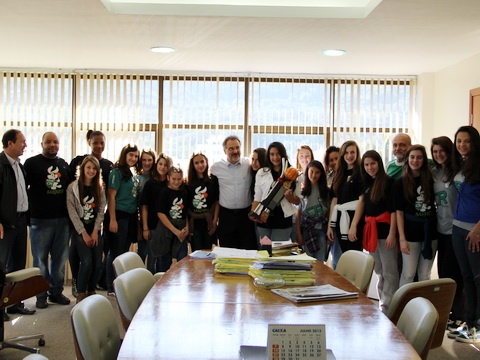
[1, 127, 479, 344]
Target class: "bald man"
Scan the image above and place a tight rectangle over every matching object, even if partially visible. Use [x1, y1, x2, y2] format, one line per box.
[386, 133, 411, 179]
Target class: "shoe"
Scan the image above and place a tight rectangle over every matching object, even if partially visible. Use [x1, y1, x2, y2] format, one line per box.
[36, 298, 48, 309]
[448, 322, 468, 339]
[107, 291, 116, 297]
[3, 311, 10, 322]
[447, 319, 463, 331]
[6, 304, 36, 315]
[87, 290, 96, 296]
[72, 278, 78, 298]
[76, 292, 88, 304]
[48, 293, 71, 305]
[456, 327, 479, 343]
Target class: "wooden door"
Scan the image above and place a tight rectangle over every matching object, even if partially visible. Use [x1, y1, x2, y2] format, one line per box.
[470, 87, 480, 130]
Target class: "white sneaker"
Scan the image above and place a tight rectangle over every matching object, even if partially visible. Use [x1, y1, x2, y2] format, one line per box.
[448, 322, 468, 339]
[456, 327, 479, 343]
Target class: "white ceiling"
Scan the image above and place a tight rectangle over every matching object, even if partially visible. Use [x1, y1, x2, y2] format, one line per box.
[1, 0, 480, 76]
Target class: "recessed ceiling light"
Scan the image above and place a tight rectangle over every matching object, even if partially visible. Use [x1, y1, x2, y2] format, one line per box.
[321, 49, 347, 57]
[150, 46, 176, 53]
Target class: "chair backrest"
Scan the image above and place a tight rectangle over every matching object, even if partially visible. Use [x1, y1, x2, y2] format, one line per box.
[70, 294, 121, 360]
[335, 250, 375, 294]
[113, 251, 145, 277]
[113, 267, 156, 331]
[387, 278, 456, 348]
[396, 297, 439, 360]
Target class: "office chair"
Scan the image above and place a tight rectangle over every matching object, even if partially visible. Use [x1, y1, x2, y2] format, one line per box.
[70, 294, 121, 360]
[113, 251, 164, 281]
[387, 278, 456, 348]
[113, 267, 156, 331]
[0, 268, 50, 354]
[335, 250, 375, 294]
[396, 297, 438, 360]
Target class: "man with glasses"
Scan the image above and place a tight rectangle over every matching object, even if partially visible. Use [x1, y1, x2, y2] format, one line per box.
[210, 135, 256, 250]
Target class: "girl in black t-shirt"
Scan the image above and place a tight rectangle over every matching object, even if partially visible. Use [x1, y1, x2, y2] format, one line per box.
[186, 153, 219, 251]
[66, 156, 106, 303]
[327, 140, 364, 253]
[139, 153, 172, 273]
[349, 150, 398, 313]
[394, 145, 437, 288]
[153, 166, 189, 271]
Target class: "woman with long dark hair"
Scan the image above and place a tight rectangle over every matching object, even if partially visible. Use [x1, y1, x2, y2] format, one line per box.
[186, 153, 219, 251]
[250, 142, 301, 242]
[431, 136, 464, 328]
[296, 160, 329, 261]
[327, 140, 364, 253]
[450, 126, 480, 343]
[394, 145, 437, 288]
[350, 150, 398, 313]
[139, 153, 172, 273]
[105, 144, 140, 296]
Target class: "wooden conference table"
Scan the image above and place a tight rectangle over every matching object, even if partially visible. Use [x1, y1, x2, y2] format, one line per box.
[118, 257, 419, 360]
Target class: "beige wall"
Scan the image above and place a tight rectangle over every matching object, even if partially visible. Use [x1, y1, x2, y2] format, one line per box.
[418, 52, 480, 146]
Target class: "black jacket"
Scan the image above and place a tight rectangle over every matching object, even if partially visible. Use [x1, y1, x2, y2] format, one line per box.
[0, 151, 26, 228]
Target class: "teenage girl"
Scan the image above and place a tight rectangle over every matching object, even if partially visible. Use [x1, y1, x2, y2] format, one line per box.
[451, 126, 480, 342]
[186, 153, 219, 251]
[394, 145, 437, 288]
[154, 166, 189, 271]
[136, 149, 156, 263]
[66, 156, 106, 303]
[431, 136, 464, 326]
[296, 160, 329, 262]
[140, 153, 172, 273]
[105, 144, 140, 295]
[350, 150, 398, 313]
[69, 130, 113, 296]
[327, 140, 364, 253]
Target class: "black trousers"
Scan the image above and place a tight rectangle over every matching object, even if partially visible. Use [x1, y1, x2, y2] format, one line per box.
[218, 206, 256, 250]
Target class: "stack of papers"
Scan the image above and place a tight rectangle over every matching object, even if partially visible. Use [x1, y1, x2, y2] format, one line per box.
[211, 247, 270, 275]
[271, 285, 358, 303]
[248, 253, 317, 286]
[271, 240, 301, 256]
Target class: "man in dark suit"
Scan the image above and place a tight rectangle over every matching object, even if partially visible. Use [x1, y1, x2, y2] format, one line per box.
[0, 129, 35, 320]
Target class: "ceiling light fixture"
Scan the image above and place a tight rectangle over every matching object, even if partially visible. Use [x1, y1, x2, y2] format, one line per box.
[321, 49, 347, 57]
[150, 46, 176, 53]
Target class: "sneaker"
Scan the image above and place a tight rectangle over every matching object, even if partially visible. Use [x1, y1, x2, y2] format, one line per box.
[447, 319, 463, 331]
[456, 327, 479, 343]
[48, 293, 71, 305]
[72, 278, 78, 298]
[36, 298, 48, 309]
[448, 322, 468, 339]
[107, 291, 116, 297]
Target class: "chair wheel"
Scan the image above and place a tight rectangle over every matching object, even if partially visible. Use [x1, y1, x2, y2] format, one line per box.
[38, 338, 45, 346]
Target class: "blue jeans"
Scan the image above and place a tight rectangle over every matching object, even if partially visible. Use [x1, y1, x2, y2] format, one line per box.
[106, 217, 133, 292]
[452, 225, 480, 326]
[330, 234, 343, 270]
[73, 231, 104, 293]
[30, 217, 70, 297]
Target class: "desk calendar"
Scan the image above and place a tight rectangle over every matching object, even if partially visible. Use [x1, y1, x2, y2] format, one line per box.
[267, 324, 327, 360]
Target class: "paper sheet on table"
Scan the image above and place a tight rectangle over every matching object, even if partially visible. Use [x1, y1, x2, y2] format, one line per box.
[211, 247, 266, 259]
